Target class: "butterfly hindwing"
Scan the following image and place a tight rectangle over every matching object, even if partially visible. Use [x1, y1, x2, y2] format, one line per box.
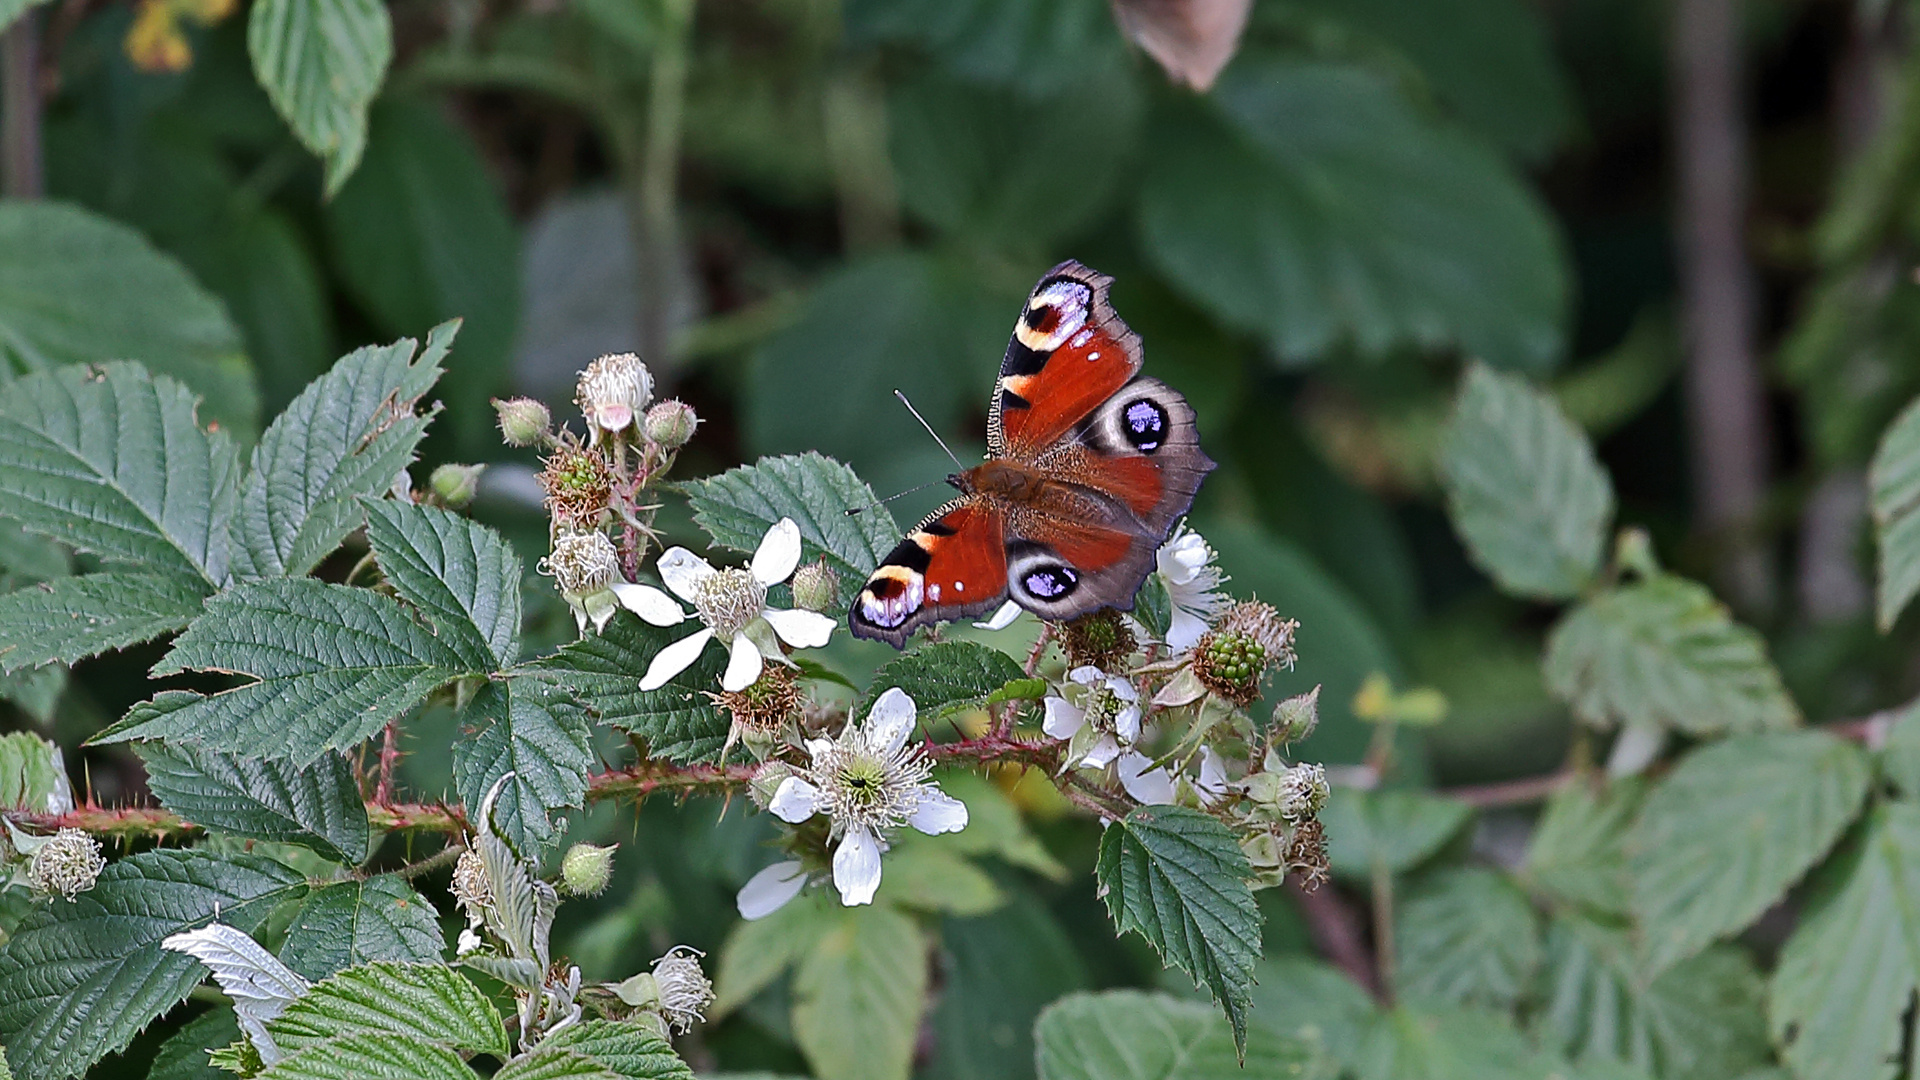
[850, 498, 1010, 648]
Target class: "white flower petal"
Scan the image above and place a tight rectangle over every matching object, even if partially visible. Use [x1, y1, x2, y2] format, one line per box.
[736, 861, 809, 920]
[832, 827, 884, 906]
[1068, 666, 1105, 688]
[657, 547, 717, 602]
[611, 582, 686, 626]
[909, 790, 969, 835]
[752, 518, 804, 586]
[1042, 697, 1087, 740]
[1080, 735, 1121, 769]
[1166, 610, 1209, 654]
[722, 632, 765, 691]
[973, 601, 1022, 631]
[769, 777, 822, 823]
[763, 607, 836, 649]
[866, 687, 918, 752]
[1114, 704, 1142, 745]
[638, 627, 713, 691]
[1118, 752, 1177, 805]
[1106, 675, 1138, 704]
[1197, 746, 1229, 806]
[803, 736, 834, 760]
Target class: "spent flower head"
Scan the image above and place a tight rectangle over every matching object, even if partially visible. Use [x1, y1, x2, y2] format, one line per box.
[540, 529, 686, 635]
[1191, 601, 1297, 706]
[538, 438, 614, 526]
[576, 352, 654, 442]
[651, 946, 715, 1033]
[27, 828, 104, 900]
[1062, 609, 1137, 671]
[767, 689, 969, 906]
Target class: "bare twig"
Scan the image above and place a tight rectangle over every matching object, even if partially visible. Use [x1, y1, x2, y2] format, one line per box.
[0, 6, 42, 198]
[1288, 877, 1381, 999]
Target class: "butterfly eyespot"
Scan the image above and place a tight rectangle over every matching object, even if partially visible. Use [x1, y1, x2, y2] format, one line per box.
[1023, 565, 1078, 600]
[1122, 397, 1168, 453]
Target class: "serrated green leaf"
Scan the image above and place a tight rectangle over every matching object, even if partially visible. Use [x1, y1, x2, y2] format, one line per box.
[1768, 803, 1920, 1080]
[1358, 1000, 1554, 1080]
[1322, 787, 1473, 880]
[0, 666, 61, 726]
[0, 732, 66, 814]
[248, 0, 392, 195]
[148, 1007, 240, 1080]
[1394, 867, 1539, 1010]
[790, 904, 928, 1080]
[259, 1031, 475, 1080]
[454, 679, 590, 856]
[1139, 61, 1567, 374]
[0, 572, 208, 673]
[854, 641, 1024, 724]
[0, 522, 66, 583]
[935, 770, 1067, 880]
[1522, 777, 1642, 917]
[1095, 805, 1262, 1050]
[231, 326, 451, 581]
[1879, 699, 1920, 797]
[1440, 363, 1613, 600]
[532, 613, 728, 763]
[280, 878, 444, 981]
[136, 742, 369, 863]
[495, 1051, 619, 1080]
[0, 850, 306, 1080]
[712, 891, 839, 1019]
[97, 580, 474, 763]
[871, 837, 1003, 916]
[1034, 990, 1331, 1080]
[268, 962, 507, 1058]
[1538, 915, 1770, 1080]
[1543, 574, 1800, 736]
[0, 202, 255, 435]
[364, 499, 520, 668]
[682, 453, 899, 581]
[0, 362, 239, 587]
[1244, 958, 1376, 1071]
[1632, 731, 1869, 977]
[928, 891, 1088, 1080]
[1872, 395, 1920, 629]
[514, 1020, 693, 1080]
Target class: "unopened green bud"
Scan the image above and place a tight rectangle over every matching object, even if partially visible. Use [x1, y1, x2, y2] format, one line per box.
[430, 463, 484, 508]
[643, 399, 699, 449]
[749, 761, 796, 810]
[790, 561, 839, 613]
[560, 842, 616, 897]
[1272, 685, 1321, 744]
[493, 397, 552, 447]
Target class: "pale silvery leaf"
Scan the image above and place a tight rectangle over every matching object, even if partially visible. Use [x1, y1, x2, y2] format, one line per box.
[161, 923, 311, 1064]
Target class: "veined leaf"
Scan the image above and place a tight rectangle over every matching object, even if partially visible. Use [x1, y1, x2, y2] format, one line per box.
[1245, 958, 1377, 1072]
[533, 613, 728, 763]
[507, 1021, 693, 1080]
[1440, 364, 1613, 600]
[1544, 574, 1799, 736]
[0, 731, 69, 814]
[1522, 777, 1642, 917]
[790, 904, 929, 1080]
[136, 742, 370, 863]
[363, 499, 520, 669]
[1872, 395, 1920, 629]
[1358, 1000, 1555, 1080]
[1394, 867, 1540, 1011]
[1035, 990, 1331, 1080]
[280, 878, 444, 982]
[1322, 787, 1473, 880]
[854, 641, 1024, 725]
[453, 680, 591, 857]
[1880, 698, 1920, 798]
[96, 580, 474, 764]
[0, 572, 208, 673]
[930, 891, 1089, 1079]
[148, 1007, 241, 1080]
[0, 202, 255, 434]
[0, 363, 238, 587]
[1631, 731, 1869, 976]
[1095, 805, 1262, 1051]
[259, 1031, 475, 1080]
[1538, 915, 1769, 1080]
[247, 0, 393, 195]
[682, 452, 899, 581]
[0, 850, 306, 1080]
[935, 770, 1068, 880]
[711, 891, 839, 1019]
[1768, 804, 1920, 1080]
[267, 962, 508, 1058]
[230, 326, 451, 581]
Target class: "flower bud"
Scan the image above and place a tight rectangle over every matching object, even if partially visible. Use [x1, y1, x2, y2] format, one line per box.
[493, 397, 552, 447]
[790, 560, 839, 613]
[643, 399, 700, 449]
[559, 842, 616, 897]
[576, 352, 653, 439]
[28, 828, 103, 900]
[429, 463, 484, 508]
[1271, 685, 1321, 744]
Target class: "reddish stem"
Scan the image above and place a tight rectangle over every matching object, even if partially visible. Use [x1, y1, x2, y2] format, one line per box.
[1289, 878, 1382, 999]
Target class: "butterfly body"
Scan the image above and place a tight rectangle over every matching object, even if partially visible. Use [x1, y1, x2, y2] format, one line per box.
[850, 261, 1216, 648]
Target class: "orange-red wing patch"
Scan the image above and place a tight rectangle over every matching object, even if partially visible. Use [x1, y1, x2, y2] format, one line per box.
[918, 501, 1008, 611]
[998, 324, 1138, 455]
[1076, 454, 1164, 520]
[1018, 515, 1134, 573]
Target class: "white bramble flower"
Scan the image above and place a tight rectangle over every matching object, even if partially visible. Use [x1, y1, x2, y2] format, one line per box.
[1193, 746, 1229, 806]
[638, 519, 837, 693]
[735, 859, 809, 920]
[27, 828, 103, 900]
[1115, 751, 1177, 805]
[1156, 523, 1227, 653]
[1043, 666, 1143, 770]
[766, 689, 969, 907]
[576, 352, 654, 442]
[540, 530, 687, 636]
[650, 946, 715, 1034]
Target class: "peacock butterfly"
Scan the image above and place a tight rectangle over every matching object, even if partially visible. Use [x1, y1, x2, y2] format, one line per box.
[849, 260, 1216, 648]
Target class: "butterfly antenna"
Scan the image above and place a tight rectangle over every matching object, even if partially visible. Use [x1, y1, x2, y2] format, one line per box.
[893, 389, 966, 470]
[846, 478, 944, 516]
